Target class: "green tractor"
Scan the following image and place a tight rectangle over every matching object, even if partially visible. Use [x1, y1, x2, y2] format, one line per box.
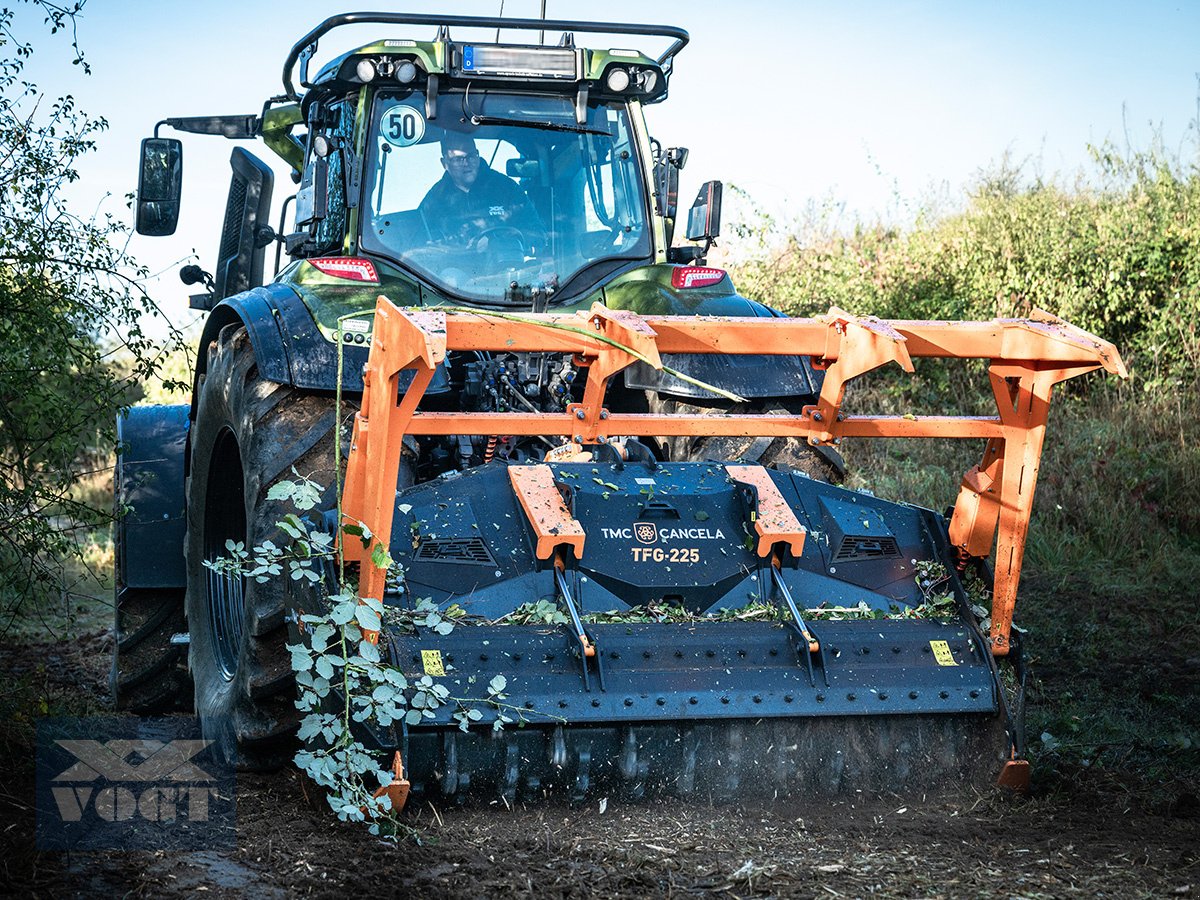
[114, 11, 1122, 801]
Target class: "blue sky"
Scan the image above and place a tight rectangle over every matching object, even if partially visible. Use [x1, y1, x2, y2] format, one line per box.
[16, 0, 1200, 329]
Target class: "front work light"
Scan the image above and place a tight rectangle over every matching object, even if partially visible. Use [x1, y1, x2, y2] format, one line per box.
[395, 60, 418, 84]
[606, 67, 631, 92]
[356, 59, 377, 82]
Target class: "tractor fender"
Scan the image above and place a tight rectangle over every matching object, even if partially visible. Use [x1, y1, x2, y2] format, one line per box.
[116, 404, 190, 590]
[192, 282, 447, 418]
[192, 284, 297, 419]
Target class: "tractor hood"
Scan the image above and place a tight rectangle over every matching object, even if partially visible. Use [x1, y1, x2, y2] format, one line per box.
[274, 257, 822, 402]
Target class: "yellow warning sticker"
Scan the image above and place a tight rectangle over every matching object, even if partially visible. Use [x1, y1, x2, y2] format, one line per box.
[930, 640, 957, 666]
[421, 649, 445, 676]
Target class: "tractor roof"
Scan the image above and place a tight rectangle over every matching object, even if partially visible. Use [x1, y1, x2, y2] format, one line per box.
[285, 12, 688, 105]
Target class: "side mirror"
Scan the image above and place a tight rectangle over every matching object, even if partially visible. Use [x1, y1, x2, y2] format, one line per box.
[686, 180, 722, 243]
[294, 155, 329, 228]
[653, 146, 688, 220]
[135, 137, 182, 236]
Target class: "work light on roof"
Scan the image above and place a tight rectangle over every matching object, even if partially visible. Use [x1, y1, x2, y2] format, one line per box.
[355, 59, 377, 82]
[395, 60, 417, 84]
[605, 67, 631, 92]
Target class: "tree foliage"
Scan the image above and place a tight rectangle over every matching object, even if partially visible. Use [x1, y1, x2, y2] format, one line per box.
[0, 2, 183, 610]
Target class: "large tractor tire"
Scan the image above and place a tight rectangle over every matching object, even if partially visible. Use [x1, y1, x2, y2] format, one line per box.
[184, 324, 344, 769]
[111, 584, 192, 713]
[647, 394, 844, 483]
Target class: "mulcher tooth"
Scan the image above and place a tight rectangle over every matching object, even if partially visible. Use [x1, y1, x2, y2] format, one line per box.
[501, 740, 520, 807]
[716, 724, 745, 802]
[674, 727, 697, 798]
[439, 731, 460, 797]
[549, 724, 567, 770]
[570, 739, 592, 806]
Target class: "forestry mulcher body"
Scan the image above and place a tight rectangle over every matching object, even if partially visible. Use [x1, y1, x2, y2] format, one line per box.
[115, 11, 1124, 805]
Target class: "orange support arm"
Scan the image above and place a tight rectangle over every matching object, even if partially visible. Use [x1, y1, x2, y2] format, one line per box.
[340, 303, 445, 628]
[339, 297, 1126, 656]
[508, 465, 586, 561]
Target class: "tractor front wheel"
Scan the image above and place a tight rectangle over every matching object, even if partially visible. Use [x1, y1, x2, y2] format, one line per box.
[184, 324, 343, 769]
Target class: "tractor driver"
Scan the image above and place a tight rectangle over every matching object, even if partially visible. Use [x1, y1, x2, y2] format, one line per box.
[418, 132, 544, 254]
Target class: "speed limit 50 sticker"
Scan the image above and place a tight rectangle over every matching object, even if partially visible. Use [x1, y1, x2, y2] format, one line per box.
[381, 104, 426, 147]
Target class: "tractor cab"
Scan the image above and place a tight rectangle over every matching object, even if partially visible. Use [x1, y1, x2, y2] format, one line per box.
[135, 14, 719, 309]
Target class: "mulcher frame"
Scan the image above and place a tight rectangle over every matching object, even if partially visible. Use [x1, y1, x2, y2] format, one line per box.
[341, 296, 1125, 659]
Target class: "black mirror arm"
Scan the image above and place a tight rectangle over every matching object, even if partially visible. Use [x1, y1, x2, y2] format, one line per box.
[154, 115, 261, 140]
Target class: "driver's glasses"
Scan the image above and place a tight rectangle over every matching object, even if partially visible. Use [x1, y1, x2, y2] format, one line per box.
[444, 152, 479, 166]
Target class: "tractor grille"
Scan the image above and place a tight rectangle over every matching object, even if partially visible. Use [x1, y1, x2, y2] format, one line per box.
[414, 537, 496, 566]
[833, 536, 901, 562]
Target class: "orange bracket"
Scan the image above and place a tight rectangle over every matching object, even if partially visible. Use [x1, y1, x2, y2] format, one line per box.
[804, 308, 914, 444]
[341, 300, 446, 624]
[508, 465, 586, 560]
[725, 465, 806, 558]
[947, 359, 1108, 655]
[371, 750, 411, 814]
[997, 757, 1031, 792]
[569, 304, 662, 442]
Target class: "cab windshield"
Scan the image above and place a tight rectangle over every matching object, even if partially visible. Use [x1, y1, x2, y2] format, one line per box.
[361, 89, 650, 304]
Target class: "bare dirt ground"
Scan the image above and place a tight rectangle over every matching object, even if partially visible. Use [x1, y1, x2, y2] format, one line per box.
[2, 625, 1197, 898]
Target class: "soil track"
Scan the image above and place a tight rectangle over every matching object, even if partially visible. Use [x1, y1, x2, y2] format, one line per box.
[2, 626, 1197, 898]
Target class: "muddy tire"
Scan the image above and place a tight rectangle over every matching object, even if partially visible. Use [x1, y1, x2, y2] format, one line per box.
[646, 394, 844, 483]
[111, 585, 192, 713]
[185, 324, 345, 770]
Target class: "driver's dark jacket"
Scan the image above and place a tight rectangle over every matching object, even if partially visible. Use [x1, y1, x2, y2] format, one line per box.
[418, 164, 544, 249]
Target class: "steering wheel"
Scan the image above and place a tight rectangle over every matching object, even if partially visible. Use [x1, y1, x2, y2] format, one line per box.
[468, 226, 527, 256]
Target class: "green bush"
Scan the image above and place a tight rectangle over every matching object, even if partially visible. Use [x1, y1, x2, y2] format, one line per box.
[0, 4, 185, 614]
[731, 142, 1200, 389]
